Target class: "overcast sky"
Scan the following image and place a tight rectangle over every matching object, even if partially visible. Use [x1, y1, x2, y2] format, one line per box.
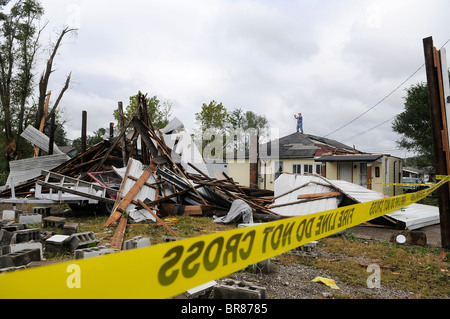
[35, 0, 450, 159]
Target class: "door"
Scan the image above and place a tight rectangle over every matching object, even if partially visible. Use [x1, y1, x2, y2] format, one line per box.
[338, 162, 352, 182]
[359, 163, 367, 187]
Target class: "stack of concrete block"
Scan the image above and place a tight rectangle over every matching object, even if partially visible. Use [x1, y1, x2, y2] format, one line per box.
[1, 219, 44, 269]
[45, 232, 99, 256]
[123, 236, 151, 250]
[213, 279, 266, 299]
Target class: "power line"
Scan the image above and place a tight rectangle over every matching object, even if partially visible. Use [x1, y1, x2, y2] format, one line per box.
[324, 64, 424, 137]
[324, 37, 450, 139]
[340, 115, 395, 143]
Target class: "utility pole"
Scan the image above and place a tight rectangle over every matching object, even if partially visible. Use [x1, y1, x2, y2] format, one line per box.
[423, 36, 450, 249]
[81, 110, 87, 163]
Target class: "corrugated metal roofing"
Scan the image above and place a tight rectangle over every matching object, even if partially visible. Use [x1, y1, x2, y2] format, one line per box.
[271, 174, 440, 230]
[269, 174, 342, 217]
[331, 179, 440, 230]
[20, 125, 64, 155]
[160, 117, 184, 134]
[6, 154, 69, 186]
[113, 158, 157, 222]
[316, 154, 383, 162]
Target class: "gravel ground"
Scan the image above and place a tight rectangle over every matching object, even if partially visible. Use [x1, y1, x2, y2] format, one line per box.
[221, 250, 415, 299]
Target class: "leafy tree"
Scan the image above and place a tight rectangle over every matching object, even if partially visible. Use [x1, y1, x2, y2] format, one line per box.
[194, 100, 230, 158]
[228, 107, 269, 152]
[0, 0, 75, 164]
[113, 91, 172, 129]
[72, 127, 106, 154]
[194, 102, 270, 158]
[195, 100, 229, 132]
[392, 82, 433, 168]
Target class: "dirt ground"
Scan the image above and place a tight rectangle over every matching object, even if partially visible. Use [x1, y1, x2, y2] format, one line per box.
[349, 224, 444, 247]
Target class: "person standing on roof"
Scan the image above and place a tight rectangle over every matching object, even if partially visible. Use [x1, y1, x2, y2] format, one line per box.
[294, 112, 303, 133]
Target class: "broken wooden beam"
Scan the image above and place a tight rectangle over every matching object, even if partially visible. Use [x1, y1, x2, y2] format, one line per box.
[104, 161, 157, 227]
[110, 216, 128, 251]
[138, 200, 179, 237]
[297, 192, 341, 200]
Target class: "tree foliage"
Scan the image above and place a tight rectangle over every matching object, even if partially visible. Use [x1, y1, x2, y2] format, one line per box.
[392, 82, 433, 168]
[0, 0, 75, 166]
[72, 127, 105, 154]
[113, 91, 172, 130]
[194, 101, 269, 158]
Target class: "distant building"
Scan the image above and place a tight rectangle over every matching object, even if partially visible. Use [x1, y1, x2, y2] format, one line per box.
[226, 132, 403, 196]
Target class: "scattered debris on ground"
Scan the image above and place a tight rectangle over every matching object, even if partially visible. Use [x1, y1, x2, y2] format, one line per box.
[1, 93, 449, 299]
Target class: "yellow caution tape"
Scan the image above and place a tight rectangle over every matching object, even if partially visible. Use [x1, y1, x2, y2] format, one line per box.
[1, 176, 449, 299]
[374, 182, 431, 187]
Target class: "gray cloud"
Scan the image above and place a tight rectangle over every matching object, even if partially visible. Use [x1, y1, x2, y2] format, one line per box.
[36, 0, 450, 158]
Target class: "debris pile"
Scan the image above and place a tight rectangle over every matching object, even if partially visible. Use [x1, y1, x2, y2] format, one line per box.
[0, 94, 276, 253]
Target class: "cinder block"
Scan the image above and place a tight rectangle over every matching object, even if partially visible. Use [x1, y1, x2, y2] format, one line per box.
[1, 245, 10, 256]
[0, 222, 27, 232]
[43, 216, 66, 228]
[1, 210, 17, 221]
[288, 241, 318, 257]
[45, 234, 70, 255]
[0, 248, 41, 269]
[18, 213, 42, 225]
[63, 222, 79, 235]
[0, 229, 13, 247]
[12, 228, 41, 243]
[162, 235, 185, 243]
[0, 265, 26, 273]
[123, 236, 151, 250]
[32, 207, 51, 217]
[67, 232, 98, 251]
[172, 281, 217, 299]
[213, 279, 266, 299]
[10, 242, 43, 260]
[74, 245, 115, 259]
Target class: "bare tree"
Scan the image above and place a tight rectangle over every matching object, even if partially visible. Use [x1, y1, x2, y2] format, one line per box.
[35, 26, 76, 129]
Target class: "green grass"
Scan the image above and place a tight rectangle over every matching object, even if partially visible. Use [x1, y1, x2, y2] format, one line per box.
[293, 233, 450, 298]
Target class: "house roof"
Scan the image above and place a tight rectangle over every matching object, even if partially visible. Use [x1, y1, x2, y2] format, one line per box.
[227, 132, 402, 162]
[315, 154, 383, 162]
[232, 132, 357, 159]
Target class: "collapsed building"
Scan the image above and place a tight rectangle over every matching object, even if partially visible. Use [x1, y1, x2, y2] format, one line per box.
[0, 95, 440, 256]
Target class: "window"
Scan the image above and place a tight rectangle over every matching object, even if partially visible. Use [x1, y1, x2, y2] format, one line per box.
[315, 164, 321, 175]
[293, 164, 302, 174]
[375, 166, 380, 177]
[384, 158, 389, 187]
[303, 164, 313, 174]
[275, 161, 284, 180]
